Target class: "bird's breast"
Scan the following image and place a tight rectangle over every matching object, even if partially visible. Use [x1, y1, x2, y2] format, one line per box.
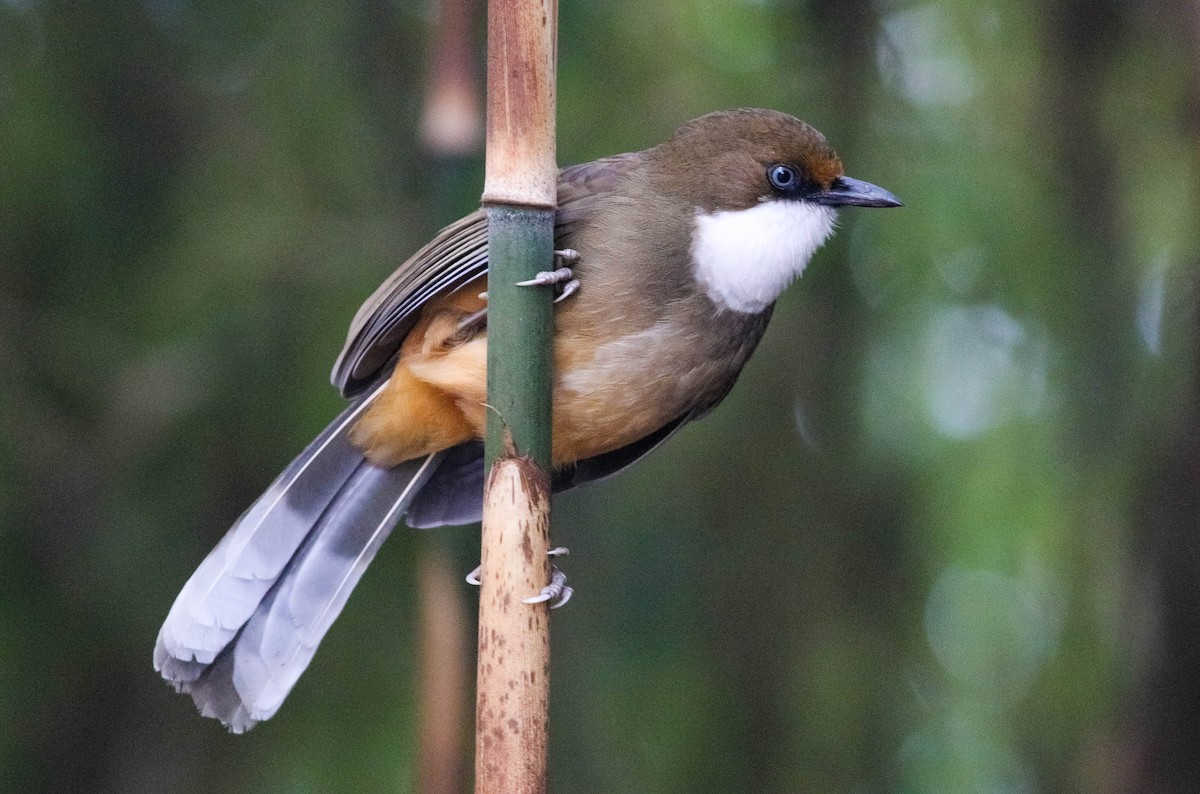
[548, 299, 770, 464]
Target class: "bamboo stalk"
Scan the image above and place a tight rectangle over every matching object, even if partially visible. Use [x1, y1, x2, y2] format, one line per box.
[475, 204, 554, 792]
[475, 0, 558, 790]
[481, 0, 558, 213]
[475, 455, 553, 792]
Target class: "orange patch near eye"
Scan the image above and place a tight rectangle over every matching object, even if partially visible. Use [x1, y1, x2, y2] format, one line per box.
[805, 154, 844, 190]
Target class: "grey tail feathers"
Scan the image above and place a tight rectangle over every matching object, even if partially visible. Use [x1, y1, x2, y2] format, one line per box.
[153, 387, 441, 732]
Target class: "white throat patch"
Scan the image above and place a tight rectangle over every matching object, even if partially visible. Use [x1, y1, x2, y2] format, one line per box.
[692, 200, 836, 314]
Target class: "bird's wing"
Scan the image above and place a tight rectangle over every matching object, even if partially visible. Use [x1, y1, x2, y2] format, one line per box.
[332, 153, 642, 398]
[332, 211, 489, 397]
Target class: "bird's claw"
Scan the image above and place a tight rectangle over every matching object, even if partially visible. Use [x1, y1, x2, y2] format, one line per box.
[524, 547, 572, 608]
[554, 279, 580, 303]
[516, 250, 581, 303]
[466, 547, 573, 608]
[515, 266, 574, 288]
[523, 567, 573, 609]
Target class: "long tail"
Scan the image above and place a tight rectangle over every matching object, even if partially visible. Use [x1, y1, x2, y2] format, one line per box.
[154, 389, 441, 732]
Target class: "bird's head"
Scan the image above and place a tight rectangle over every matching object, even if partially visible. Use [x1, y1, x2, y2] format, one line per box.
[650, 108, 901, 314]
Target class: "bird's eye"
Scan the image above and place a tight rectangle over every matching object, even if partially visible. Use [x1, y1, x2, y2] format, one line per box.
[767, 164, 799, 191]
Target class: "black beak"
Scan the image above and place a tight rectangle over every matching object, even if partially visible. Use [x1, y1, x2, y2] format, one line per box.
[816, 175, 903, 208]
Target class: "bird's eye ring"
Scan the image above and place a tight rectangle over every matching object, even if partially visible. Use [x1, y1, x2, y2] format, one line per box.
[767, 164, 799, 191]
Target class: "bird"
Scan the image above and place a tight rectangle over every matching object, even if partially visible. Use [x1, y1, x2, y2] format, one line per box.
[154, 108, 902, 732]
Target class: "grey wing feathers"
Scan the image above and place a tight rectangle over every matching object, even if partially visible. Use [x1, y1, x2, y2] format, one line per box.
[179, 454, 440, 732]
[153, 380, 443, 731]
[405, 441, 486, 528]
[154, 387, 385, 683]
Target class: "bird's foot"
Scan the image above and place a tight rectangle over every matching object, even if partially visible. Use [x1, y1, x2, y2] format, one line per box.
[465, 547, 573, 609]
[523, 547, 573, 608]
[516, 249, 581, 303]
[461, 251, 577, 334]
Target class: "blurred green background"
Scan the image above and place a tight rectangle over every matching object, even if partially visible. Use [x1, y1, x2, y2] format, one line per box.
[2, 0, 1198, 791]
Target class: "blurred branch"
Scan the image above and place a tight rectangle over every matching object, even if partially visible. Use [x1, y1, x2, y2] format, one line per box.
[417, 547, 472, 794]
[416, 2, 482, 792]
[421, 0, 484, 157]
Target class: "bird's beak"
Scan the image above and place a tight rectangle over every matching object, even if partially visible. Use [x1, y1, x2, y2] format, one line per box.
[816, 176, 903, 208]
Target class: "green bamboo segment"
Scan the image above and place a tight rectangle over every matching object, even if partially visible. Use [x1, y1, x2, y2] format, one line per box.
[483, 206, 556, 471]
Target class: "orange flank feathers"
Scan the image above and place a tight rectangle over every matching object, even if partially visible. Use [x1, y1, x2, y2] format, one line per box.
[350, 278, 489, 466]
